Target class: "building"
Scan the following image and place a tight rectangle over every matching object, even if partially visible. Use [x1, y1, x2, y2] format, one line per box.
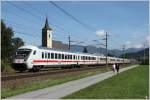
[42, 18, 53, 48]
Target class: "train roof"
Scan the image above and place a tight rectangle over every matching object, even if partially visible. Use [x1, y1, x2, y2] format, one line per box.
[19, 45, 124, 59]
[38, 46, 104, 56]
[19, 45, 104, 56]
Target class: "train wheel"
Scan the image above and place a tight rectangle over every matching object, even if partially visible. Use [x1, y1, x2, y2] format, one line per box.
[32, 66, 41, 72]
[18, 69, 26, 73]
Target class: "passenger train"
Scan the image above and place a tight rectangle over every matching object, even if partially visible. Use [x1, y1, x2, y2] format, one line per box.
[12, 45, 130, 72]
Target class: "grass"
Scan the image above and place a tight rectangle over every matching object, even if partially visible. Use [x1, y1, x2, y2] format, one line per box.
[2, 66, 111, 98]
[1, 59, 15, 74]
[63, 65, 149, 99]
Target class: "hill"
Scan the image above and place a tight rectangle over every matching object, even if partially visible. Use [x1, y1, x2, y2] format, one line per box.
[52, 40, 144, 57]
[120, 48, 149, 64]
[120, 48, 149, 59]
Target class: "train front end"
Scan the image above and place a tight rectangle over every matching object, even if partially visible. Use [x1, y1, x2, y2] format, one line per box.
[12, 46, 34, 72]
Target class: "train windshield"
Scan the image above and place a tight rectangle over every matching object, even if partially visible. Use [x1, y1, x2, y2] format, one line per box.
[15, 49, 32, 59]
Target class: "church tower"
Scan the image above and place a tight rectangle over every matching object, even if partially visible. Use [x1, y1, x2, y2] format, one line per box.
[42, 18, 52, 48]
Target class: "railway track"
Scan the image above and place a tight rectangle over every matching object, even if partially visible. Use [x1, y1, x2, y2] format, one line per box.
[1, 66, 104, 81]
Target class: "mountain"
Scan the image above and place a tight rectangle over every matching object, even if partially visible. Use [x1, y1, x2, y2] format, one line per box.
[52, 40, 68, 50]
[109, 49, 122, 57]
[70, 45, 106, 54]
[52, 40, 145, 57]
[120, 48, 149, 60]
[125, 48, 144, 53]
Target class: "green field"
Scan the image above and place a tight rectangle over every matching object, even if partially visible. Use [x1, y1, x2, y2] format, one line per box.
[63, 65, 149, 99]
[2, 67, 111, 98]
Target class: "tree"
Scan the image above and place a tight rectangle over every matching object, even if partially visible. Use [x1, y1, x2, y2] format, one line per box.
[108, 53, 114, 57]
[1, 20, 24, 61]
[12, 37, 24, 52]
[83, 47, 88, 53]
[1, 20, 14, 60]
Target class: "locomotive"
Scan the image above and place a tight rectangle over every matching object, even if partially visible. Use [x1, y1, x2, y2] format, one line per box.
[12, 45, 130, 72]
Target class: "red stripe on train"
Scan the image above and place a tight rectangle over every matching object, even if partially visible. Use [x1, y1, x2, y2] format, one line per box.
[32, 60, 97, 63]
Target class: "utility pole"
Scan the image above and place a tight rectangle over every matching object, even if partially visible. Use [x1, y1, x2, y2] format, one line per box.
[106, 32, 108, 68]
[143, 43, 146, 64]
[103, 32, 108, 68]
[122, 44, 126, 65]
[68, 35, 71, 50]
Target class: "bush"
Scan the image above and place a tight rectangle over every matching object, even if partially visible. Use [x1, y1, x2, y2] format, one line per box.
[1, 59, 14, 74]
[140, 58, 149, 65]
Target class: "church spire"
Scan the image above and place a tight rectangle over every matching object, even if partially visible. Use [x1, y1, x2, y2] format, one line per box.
[43, 17, 52, 30]
[42, 17, 53, 48]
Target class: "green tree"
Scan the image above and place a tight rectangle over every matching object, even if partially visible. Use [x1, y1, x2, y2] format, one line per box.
[1, 20, 24, 60]
[1, 20, 14, 60]
[12, 37, 24, 52]
[83, 47, 88, 53]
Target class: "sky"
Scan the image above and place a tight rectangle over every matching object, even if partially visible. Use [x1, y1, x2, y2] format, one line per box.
[1, 1, 149, 50]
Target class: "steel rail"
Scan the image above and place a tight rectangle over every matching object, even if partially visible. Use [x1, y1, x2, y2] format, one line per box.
[1, 66, 103, 81]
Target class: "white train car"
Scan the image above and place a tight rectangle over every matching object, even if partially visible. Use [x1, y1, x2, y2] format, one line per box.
[12, 45, 130, 72]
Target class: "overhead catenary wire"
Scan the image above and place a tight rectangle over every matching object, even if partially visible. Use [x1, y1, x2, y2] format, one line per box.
[23, 1, 86, 40]
[5, 2, 95, 46]
[7, 2, 68, 35]
[49, 1, 96, 32]
[5, 2, 69, 41]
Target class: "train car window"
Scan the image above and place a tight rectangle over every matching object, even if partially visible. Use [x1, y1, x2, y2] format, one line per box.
[55, 53, 57, 59]
[51, 53, 54, 59]
[65, 55, 67, 59]
[73, 55, 75, 60]
[42, 52, 44, 59]
[58, 54, 61, 59]
[70, 55, 72, 59]
[48, 53, 50, 59]
[33, 50, 36, 55]
[67, 55, 69, 59]
[45, 53, 47, 58]
[62, 54, 64, 59]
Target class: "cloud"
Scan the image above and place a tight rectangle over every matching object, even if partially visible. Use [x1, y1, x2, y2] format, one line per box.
[96, 30, 106, 37]
[125, 41, 144, 49]
[146, 35, 150, 42]
[125, 41, 131, 45]
[133, 44, 144, 48]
